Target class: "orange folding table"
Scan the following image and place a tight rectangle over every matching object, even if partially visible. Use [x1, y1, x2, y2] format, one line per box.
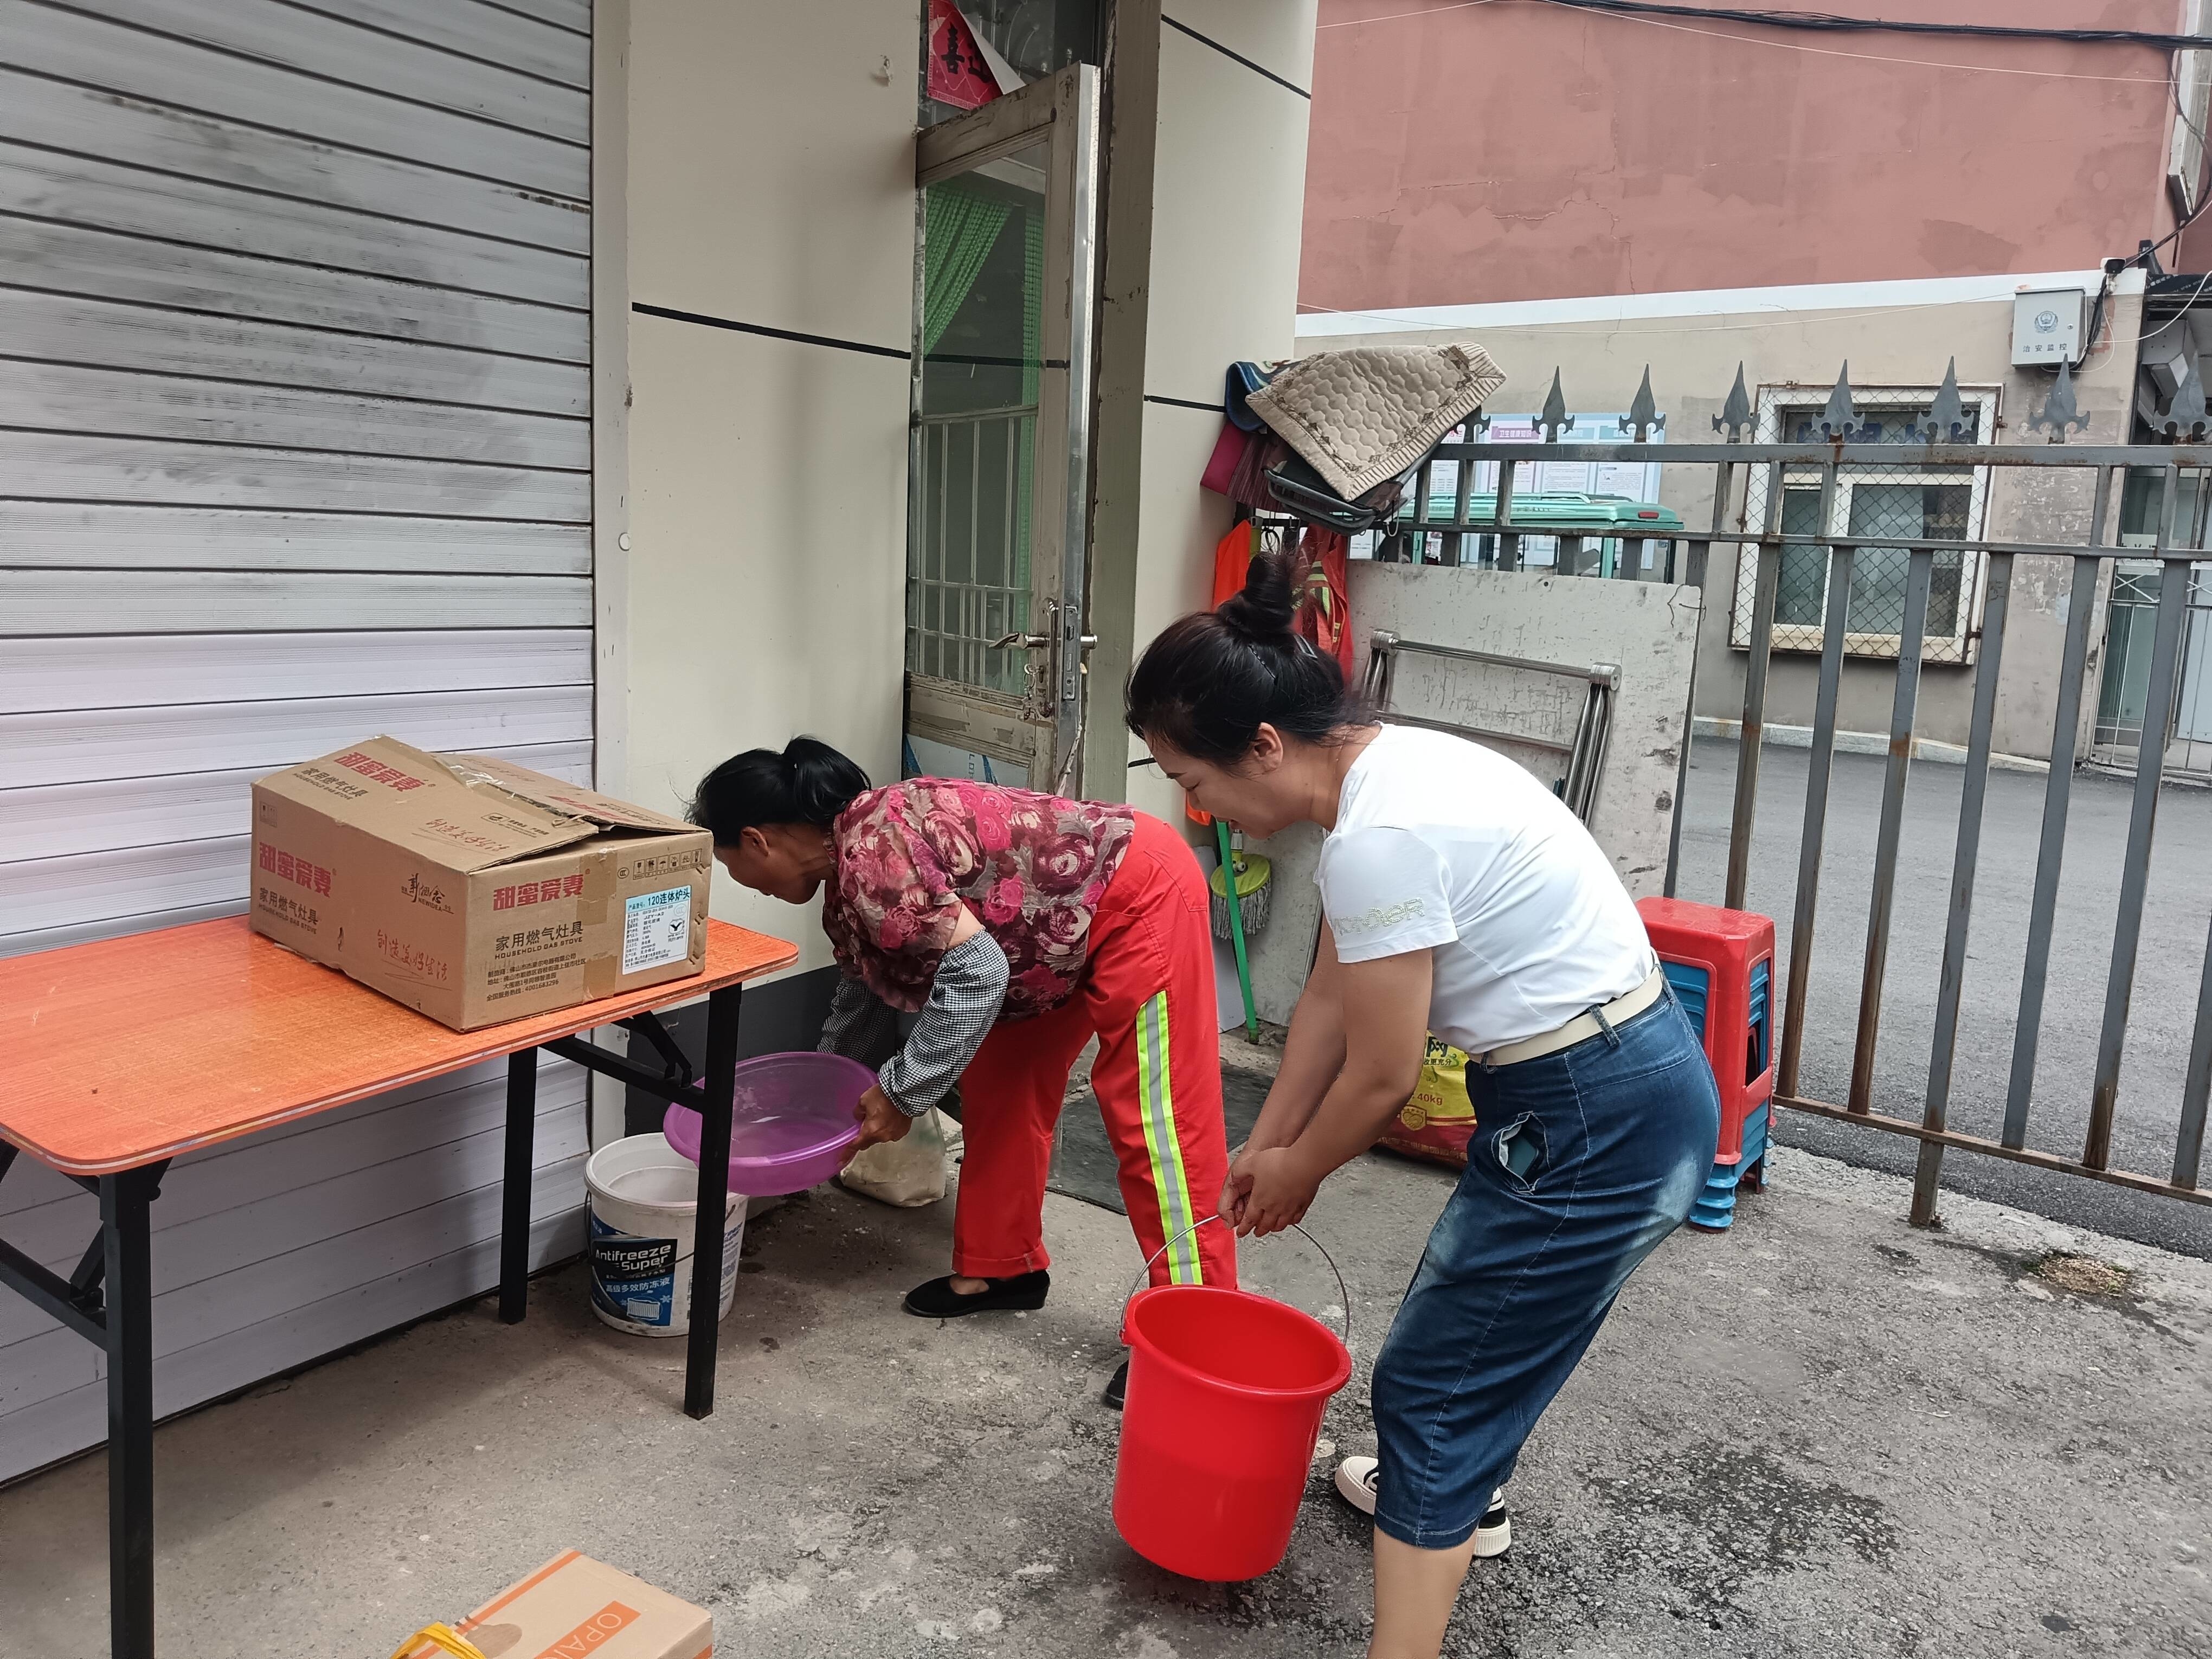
[0, 915, 798, 1659]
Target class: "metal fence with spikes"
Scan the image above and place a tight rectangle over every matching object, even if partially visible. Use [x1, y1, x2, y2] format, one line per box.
[1374, 359, 2212, 1219]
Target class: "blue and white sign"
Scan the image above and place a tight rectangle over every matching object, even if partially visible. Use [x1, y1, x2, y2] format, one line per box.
[622, 885, 693, 975]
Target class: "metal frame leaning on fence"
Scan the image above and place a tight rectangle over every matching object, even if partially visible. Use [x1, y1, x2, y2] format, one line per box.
[1360, 632, 1619, 824]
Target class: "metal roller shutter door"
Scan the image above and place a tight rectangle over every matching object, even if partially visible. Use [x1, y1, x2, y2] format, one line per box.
[0, 0, 596, 1481]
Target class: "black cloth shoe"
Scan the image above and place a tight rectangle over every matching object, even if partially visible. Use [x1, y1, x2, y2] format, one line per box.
[903, 1270, 1050, 1319]
[1102, 1360, 1129, 1411]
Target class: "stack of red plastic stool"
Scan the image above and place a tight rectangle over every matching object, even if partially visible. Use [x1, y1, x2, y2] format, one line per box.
[1635, 897, 1776, 1232]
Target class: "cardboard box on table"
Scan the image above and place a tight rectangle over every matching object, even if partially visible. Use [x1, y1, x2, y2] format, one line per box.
[250, 736, 711, 1031]
[395, 1551, 712, 1658]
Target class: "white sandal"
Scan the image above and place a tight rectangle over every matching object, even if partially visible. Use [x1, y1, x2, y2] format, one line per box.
[1333, 1458, 1512, 1558]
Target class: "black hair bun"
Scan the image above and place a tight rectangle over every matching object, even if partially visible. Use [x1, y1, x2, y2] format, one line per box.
[1217, 546, 1300, 643]
[1125, 545, 1369, 763]
[783, 736, 871, 824]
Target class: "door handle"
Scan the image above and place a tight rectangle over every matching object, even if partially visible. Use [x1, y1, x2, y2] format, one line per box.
[989, 632, 1097, 650]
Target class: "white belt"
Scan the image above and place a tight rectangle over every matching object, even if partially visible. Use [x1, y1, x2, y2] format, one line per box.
[1474, 968, 1668, 1070]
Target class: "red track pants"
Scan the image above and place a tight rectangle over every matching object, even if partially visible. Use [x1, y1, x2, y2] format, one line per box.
[954, 812, 1238, 1290]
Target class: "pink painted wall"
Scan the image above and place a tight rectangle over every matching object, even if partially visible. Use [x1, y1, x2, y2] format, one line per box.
[1303, 0, 2191, 312]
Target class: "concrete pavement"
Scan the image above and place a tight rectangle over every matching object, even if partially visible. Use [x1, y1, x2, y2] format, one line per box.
[1, 1134, 2205, 1657]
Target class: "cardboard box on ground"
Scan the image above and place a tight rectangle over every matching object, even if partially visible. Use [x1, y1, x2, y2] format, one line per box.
[250, 737, 711, 1031]
[394, 1551, 712, 1658]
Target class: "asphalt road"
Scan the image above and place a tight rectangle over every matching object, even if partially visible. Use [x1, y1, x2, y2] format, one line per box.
[1674, 739, 2212, 1258]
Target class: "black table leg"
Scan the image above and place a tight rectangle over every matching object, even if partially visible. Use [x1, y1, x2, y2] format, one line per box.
[102, 1168, 157, 1659]
[500, 1047, 538, 1324]
[685, 983, 742, 1419]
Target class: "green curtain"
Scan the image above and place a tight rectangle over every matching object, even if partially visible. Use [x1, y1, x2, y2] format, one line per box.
[922, 181, 1013, 353]
[1013, 208, 1043, 593]
[921, 178, 1043, 653]
[1020, 209, 1043, 406]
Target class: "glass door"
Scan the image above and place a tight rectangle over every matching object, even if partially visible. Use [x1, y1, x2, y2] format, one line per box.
[905, 63, 1099, 793]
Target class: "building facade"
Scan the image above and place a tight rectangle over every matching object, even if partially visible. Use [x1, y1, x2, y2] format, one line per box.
[1298, 1, 2212, 765]
[0, 0, 1317, 1482]
[1303, 0, 2212, 313]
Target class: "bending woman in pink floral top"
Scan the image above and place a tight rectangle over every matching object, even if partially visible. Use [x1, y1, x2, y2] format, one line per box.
[691, 738, 1236, 1407]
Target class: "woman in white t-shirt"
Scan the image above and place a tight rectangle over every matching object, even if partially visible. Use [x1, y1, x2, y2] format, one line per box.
[1126, 550, 1719, 1659]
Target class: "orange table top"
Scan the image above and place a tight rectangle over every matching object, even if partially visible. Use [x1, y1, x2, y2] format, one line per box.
[0, 917, 799, 1175]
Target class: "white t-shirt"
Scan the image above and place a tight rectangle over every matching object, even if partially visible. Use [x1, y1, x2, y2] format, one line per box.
[1316, 724, 1654, 1056]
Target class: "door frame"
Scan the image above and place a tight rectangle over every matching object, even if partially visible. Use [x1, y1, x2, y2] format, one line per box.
[905, 62, 1101, 793]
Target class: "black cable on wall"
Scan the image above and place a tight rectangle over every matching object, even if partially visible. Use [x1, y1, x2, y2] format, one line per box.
[1532, 0, 2212, 53]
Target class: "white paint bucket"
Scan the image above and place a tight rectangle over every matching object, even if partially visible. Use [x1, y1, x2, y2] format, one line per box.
[583, 1133, 744, 1338]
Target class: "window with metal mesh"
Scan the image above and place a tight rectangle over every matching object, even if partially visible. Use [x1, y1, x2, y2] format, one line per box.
[1737, 392, 1992, 663]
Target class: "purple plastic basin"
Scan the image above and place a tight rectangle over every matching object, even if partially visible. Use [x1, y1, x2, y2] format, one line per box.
[663, 1052, 873, 1197]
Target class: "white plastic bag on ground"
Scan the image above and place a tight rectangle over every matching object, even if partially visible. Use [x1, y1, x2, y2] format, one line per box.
[837, 1108, 950, 1207]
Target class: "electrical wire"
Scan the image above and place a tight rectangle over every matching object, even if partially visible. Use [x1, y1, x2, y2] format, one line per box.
[1316, 0, 1503, 28]
[2070, 271, 2112, 372]
[1552, 10, 2172, 85]
[2140, 271, 2212, 346]
[2136, 46, 2212, 340]
[2137, 152, 2212, 274]
[2159, 44, 2212, 278]
[2177, 47, 2212, 150]
[1527, 1, 2212, 53]
[1321, 1, 2177, 83]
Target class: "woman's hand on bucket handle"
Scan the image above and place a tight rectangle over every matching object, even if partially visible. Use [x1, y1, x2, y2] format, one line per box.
[1234, 1146, 1320, 1238]
[848, 1084, 912, 1158]
[1220, 1153, 1255, 1230]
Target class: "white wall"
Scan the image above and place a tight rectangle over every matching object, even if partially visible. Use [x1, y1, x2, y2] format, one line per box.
[1079, 2, 1319, 1023]
[614, 0, 919, 977]
[1099, 1, 1318, 825]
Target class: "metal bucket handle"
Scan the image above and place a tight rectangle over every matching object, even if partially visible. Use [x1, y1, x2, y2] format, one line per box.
[1123, 1213, 1352, 1353]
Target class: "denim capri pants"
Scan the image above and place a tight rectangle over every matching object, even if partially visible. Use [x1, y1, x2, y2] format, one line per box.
[1369, 987, 1721, 1550]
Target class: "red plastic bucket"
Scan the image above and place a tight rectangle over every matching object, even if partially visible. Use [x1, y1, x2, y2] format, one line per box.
[1113, 1279, 1353, 1581]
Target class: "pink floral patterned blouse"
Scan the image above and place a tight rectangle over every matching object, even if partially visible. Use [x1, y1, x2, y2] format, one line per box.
[822, 779, 1136, 1019]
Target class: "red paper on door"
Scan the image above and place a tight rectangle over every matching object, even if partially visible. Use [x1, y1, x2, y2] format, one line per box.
[928, 1, 1001, 111]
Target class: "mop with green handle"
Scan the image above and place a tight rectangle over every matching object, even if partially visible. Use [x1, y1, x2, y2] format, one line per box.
[1210, 819, 1271, 1043]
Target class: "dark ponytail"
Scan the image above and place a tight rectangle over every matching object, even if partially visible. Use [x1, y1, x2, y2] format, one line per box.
[689, 737, 870, 845]
[1125, 546, 1371, 763]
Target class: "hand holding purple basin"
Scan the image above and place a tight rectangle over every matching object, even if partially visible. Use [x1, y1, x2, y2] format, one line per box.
[663, 1051, 874, 1197]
